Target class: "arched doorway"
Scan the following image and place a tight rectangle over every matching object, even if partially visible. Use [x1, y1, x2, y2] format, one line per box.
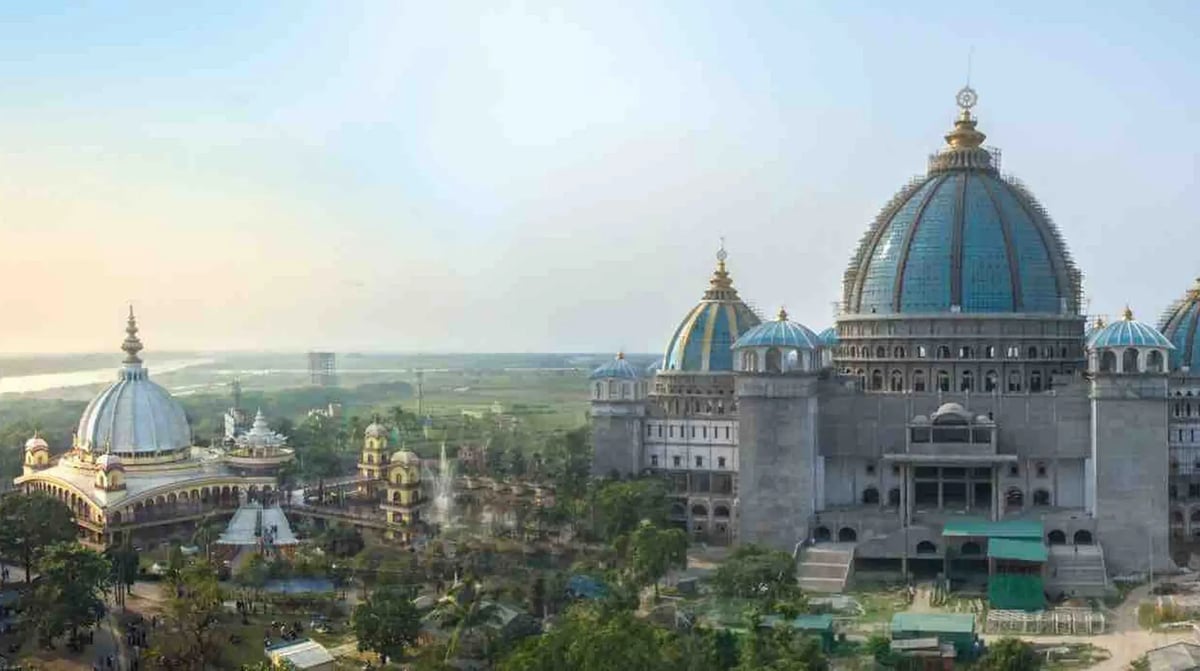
[1047, 530, 1066, 545]
[813, 526, 832, 542]
[838, 527, 857, 542]
[1073, 530, 1093, 545]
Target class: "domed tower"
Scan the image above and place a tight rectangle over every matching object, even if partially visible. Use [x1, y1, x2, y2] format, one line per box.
[94, 452, 126, 493]
[382, 450, 424, 541]
[588, 352, 645, 477]
[22, 434, 50, 476]
[733, 308, 825, 548]
[358, 419, 390, 498]
[75, 308, 193, 462]
[838, 87, 1083, 395]
[1086, 307, 1173, 572]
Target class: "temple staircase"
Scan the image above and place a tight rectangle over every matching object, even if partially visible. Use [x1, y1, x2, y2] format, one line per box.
[797, 542, 855, 593]
[1044, 544, 1108, 598]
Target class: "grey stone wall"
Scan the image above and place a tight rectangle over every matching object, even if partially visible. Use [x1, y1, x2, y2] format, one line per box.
[590, 403, 644, 477]
[1091, 375, 1171, 573]
[736, 374, 820, 551]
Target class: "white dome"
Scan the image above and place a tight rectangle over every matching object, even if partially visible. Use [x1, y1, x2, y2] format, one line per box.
[76, 309, 192, 456]
[24, 435, 48, 451]
[365, 422, 388, 439]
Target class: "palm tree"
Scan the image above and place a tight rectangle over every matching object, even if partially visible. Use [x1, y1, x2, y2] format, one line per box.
[432, 579, 502, 663]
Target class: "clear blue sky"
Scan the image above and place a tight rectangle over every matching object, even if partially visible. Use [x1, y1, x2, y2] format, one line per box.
[0, 1, 1196, 353]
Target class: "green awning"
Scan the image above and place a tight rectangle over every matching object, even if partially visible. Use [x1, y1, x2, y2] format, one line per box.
[987, 538, 1048, 563]
[891, 613, 976, 635]
[760, 614, 835, 631]
[942, 518, 1043, 539]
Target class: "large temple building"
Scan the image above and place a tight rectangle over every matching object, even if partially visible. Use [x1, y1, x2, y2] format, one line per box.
[14, 309, 294, 548]
[591, 87, 1194, 597]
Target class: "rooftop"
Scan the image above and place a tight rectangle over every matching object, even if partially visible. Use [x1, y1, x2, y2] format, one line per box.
[891, 613, 976, 635]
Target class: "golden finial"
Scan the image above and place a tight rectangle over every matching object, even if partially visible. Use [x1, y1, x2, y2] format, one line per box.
[122, 305, 144, 365]
[945, 86, 985, 149]
[616, 351, 625, 360]
[777, 307, 788, 321]
[1122, 305, 1134, 321]
[1092, 315, 1106, 330]
[704, 241, 737, 300]
[1188, 277, 1200, 299]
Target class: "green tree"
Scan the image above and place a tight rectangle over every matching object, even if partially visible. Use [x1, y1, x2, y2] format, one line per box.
[712, 544, 800, 603]
[594, 479, 668, 541]
[106, 539, 139, 608]
[352, 587, 422, 665]
[432, 580, 503, 663]
[737, 612, 828, 671]
[147, 561, 226, 671]
[500, 605, 675, 671]
[28, 542, 110, 645]
[978, 637, 1039, 671]
[625, 521, 688, 597]
[0, 491, 77, 584]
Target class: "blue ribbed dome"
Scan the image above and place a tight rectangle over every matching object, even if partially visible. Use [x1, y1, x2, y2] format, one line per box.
[663, 252, 761, 372]
[1088, 309, 1174, 350]
[1084, 317, 1107, 346]
[1158, 278, 1200, 370]
[844, 94, 1080, 316]
[733, 309, 821, 350]
[817, 327, 839, 346]
[589, 353, 640, 380]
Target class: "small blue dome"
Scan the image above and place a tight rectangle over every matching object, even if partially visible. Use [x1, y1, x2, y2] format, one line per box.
[843, 94, 1080, 316]
[1088, 309, 1174, 350]
[733, 309, 821, 350]
[1158, 278, 1200, 370]
[589, 353, 640, 380]
[662, 251, 761, 372]
[1083, 317, 1107, 345]
[817, 326, 839, 346]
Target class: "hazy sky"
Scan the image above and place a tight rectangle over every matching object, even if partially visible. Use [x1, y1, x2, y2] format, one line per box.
[0, 1, 1198, 354]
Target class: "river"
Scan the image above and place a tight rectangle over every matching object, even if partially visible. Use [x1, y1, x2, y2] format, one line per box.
[0, 359, 214, 394]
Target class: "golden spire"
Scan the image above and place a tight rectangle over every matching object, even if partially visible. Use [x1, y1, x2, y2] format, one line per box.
[929, 86, 995, 174]
[703, 241, 739, 300]
[1092, 315, 1106, 330]
[777, 306, 788, 321]
[1122, 305, 1134, 321]
[616, 351, 625, 360]
[1188, 277, 1200, 300]
[122, 305, 144, 365]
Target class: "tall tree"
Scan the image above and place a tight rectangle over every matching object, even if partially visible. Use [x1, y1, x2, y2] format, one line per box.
[712, 544, 800, 604]
[626, 521, 688, 598]
[432, 580, 502, 663]
[146, 561, 226, 671]
[0, 491, 77, 584]
[595, 479, 668, 541]
[28, 542, 110, 645]
[978, 637, 1039, 671]
[352, 587, 422, 665]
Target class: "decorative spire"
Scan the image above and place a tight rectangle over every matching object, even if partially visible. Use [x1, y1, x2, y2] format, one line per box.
[122, 305, 144, 365]
[1123, 305, 1134, 321]
[928, 86, 996, 174]
[703, 242, 740, 301]
[1092, 315, 1106, 330]
[1188, 277, 1200, 299]
[616, 351, 625, 360]
[777, 307, 789, 321]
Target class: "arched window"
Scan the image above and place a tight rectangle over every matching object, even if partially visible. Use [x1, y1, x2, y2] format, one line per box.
[984, 370, 999, 392]
[860, 346, 870, 358]
[607, 381, 616, 395]
[890, 370, 904, 392]
[1027, 346, 1038, 359]
[937, 370, 951, 392]
[916, 541, 937, 555]
[766, 348, 782, 373]
[1148, 350, 1164, 372]
[1033, 489, 1050, 506]
[1100, 350, 1117, 372]
[917, 345, 928, 358]
[1008, 370, 1022, 392]
[913, 370, 927, 392]
[1073, 530, 1093, 545]
[691, 504, 708, 517]
[1047, 530, 1066, 545]
[714, 505, 730, 518]
[1030, 370, 1043, 392]
[960, 370, 974, 392]
[985, 345, 997, 359]
[960, 541, 982, 556]
[1006, 487, 1024, 510]
[936, 345, 951, 359]
[1122, 348, 1139, 373]
[862, 487, 880, 505]
[959, 346, 973, 359]
[838, 527, 858, 542]
[875, 346, 886, 358]
[871, 370, 884, 391]
[894, 346, 906, 358]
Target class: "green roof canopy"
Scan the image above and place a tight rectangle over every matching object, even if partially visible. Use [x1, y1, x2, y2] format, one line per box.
[987, 537, 1048, 563]
[760, 614, 834, 631]
[941, 518, 1043, 539]
[891, 613, 976, 635]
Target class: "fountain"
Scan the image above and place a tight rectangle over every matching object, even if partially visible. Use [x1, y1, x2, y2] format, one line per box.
[425, 442, 457, 527]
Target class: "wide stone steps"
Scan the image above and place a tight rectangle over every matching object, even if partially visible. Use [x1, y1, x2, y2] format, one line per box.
[797, 543, 855, 594]
[1045, 545, 1108, 597]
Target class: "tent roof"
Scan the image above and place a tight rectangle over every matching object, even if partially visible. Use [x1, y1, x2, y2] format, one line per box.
[942, 518, 1043, 539]
[988, 537, 1048, 563]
